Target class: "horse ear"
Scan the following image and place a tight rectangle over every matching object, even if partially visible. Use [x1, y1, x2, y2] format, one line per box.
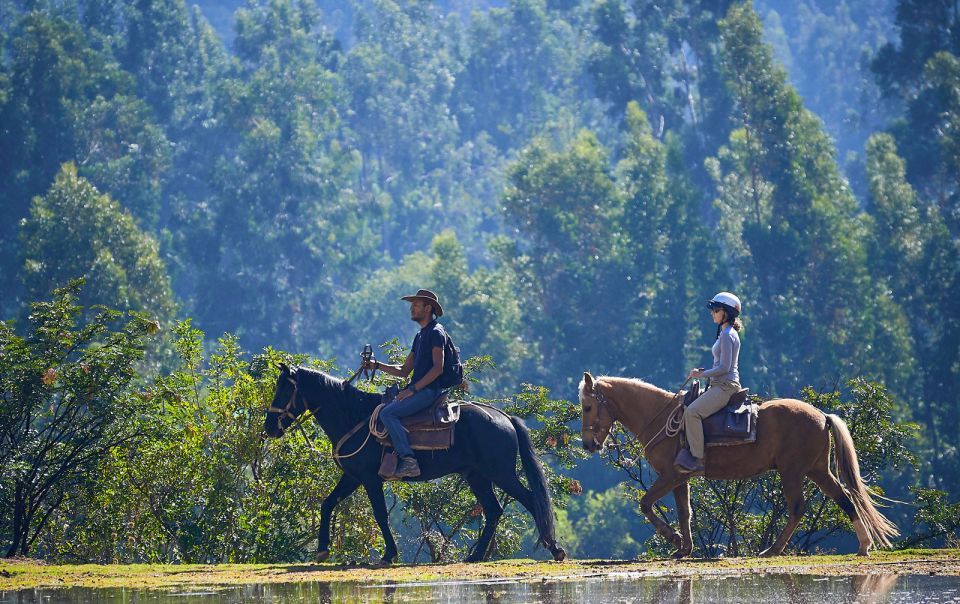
[583, 372, 594, 389]
[279, 362, 289, 374]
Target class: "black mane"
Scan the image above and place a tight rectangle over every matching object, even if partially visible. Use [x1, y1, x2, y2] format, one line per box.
[295, 365, 382, 424]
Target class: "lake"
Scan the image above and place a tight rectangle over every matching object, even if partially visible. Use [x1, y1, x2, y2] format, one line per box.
[2, 573, 958, 603]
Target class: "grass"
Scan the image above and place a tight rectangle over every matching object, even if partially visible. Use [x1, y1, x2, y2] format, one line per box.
[1, 548, 958, 591]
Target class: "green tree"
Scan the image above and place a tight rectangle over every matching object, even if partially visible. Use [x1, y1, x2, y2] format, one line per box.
[864, 133, 960, 487]
[20, 163, 175, 324]
[0, 280, 156, 557]
[708, 3, 911, 397]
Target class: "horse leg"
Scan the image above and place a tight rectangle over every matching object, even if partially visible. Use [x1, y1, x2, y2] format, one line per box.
[490, 473, 565, 561]
[640, 476, 685, 552]
[362, 481, 399, 564]
[808, 468, 872, 556]
[672, 482, 693, 558]
[759, 474, 806, 557]
[463, 473, 503, 563]
[317, 474, 361, 562]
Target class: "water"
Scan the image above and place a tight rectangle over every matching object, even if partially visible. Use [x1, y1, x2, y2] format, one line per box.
[2, 573, 958, 603]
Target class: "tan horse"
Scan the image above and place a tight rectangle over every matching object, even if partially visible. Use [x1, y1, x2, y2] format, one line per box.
[578, 372, 898, 557]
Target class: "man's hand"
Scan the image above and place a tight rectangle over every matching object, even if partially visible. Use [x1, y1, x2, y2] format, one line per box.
[362, 358, 378, 371]
[395, 388, 414, 401]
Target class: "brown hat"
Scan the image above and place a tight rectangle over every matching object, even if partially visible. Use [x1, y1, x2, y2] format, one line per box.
[401, 289, 444, 317]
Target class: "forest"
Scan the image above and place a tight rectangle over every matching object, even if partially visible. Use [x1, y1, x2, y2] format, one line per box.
[1, 0, 959, 562]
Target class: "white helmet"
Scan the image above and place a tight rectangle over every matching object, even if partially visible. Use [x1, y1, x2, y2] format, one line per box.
[707, 292, 741, 316]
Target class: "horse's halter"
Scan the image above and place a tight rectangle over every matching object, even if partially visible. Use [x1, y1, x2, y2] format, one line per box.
[583, 384, 617, 451]
[268, 373, 305, 435]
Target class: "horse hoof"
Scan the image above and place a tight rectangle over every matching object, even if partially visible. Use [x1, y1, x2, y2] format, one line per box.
[857, 549, 870, 557]
[316, 549, 330, 563]
[464, 554, 483, 563]
[379, 556, 395, 565]
[671, 548, 691, 559]
[552, 546, 567, 562]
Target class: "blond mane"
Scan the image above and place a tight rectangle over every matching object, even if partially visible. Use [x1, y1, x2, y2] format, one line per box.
[596, 376, 674, 399]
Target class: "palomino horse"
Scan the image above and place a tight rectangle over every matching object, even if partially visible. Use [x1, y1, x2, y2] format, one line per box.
[578, 372, 898, 557]
[264, 364, 566, 563]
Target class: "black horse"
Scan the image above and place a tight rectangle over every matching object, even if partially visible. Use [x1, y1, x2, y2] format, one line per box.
[263, 363, 566, 563]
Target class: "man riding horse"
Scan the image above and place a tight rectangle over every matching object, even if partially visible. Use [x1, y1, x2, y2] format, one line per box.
[361, 289, 462, 479]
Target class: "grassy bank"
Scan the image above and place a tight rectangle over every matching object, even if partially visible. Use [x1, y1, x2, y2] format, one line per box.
[1, 549, 958, 591]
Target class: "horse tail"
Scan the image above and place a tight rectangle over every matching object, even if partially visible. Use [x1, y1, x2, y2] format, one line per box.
[825, 414, 899, 548]
[510, 416, 557, 549]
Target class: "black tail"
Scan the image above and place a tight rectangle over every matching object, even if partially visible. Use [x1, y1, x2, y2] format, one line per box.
[510, 416, 557, 549]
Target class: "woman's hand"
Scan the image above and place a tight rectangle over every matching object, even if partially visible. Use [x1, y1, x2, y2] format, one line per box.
[687, 368, 703, 379]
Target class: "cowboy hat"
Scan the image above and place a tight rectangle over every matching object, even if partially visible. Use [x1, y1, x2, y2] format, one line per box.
[401, 289, 444, 317]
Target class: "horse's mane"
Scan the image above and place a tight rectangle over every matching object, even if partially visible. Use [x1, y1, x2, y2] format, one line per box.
[295, 365, 382, 422]
[580, 375, 674, 403]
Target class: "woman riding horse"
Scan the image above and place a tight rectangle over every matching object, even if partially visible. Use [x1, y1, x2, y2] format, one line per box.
[676, 292, 744, 474]
[579, 372, 898, 558]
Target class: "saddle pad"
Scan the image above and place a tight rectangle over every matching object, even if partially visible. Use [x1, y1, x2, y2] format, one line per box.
[704, 402, 759, 447]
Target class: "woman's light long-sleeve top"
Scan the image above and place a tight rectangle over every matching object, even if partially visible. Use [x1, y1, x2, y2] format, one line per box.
[699, 325, 740, 384]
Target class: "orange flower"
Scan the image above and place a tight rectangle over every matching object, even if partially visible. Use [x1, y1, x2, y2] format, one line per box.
[546, 436, 558, 448]
[470, 504, 483, 517]
[42, 368, 57, 385]
[568, 479, 583, 496]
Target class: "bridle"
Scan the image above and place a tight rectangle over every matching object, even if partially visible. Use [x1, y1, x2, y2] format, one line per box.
[584, 386, 617, 451]
[584, 379, 690, 453]
[268, 372, 312, 438]
[267, 368, 376, 466]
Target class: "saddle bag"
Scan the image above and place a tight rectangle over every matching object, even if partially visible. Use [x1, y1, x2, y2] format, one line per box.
[698, 387, 759, 448]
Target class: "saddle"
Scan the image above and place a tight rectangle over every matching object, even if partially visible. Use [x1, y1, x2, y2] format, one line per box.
[373, 387, 461, 451]
[683, 382, 759, 447]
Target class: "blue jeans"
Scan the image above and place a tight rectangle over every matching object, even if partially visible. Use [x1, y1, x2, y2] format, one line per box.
[379, 387, 440, 457]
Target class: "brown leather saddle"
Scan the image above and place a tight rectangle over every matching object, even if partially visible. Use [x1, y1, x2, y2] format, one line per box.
[374, 388, 461, 451]
[683, 381, 759, 447]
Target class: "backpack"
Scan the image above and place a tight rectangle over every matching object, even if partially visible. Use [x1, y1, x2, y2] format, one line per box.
[436, 331, 464, 389]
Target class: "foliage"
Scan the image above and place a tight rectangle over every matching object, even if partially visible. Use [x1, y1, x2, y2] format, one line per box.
[21, 316, 582, 563]
[0, 280, 156, 557]
[20, 163, 176, 325]
[900, 488, 960, 548]
[0, 0, 958, 561]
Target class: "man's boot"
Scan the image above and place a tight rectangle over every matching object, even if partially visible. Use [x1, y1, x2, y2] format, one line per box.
[394, 455, 421, 478]
[674, 448, 704, 474]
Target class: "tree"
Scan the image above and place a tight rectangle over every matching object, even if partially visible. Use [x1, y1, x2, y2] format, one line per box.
[864, 133, 960, 488]
[20, 163, 175, 324]
[708, 3, 911, 397]
[0, 280, 156, 557]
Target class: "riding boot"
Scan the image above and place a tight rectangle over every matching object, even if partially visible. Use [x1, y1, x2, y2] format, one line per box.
[674, 448, 704, 474]
[394, 455, 421, 478]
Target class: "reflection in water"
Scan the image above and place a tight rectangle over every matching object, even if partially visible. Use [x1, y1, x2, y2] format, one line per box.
[2, 573, 958, 603]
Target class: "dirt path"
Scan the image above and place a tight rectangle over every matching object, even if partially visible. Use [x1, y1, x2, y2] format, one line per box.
[1, 548, 957, 591]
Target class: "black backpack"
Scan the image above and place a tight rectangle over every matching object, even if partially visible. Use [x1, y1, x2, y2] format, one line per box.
[436, 330, 464, 389]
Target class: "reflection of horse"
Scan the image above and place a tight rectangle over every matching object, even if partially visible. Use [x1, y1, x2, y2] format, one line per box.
[579, 372, 898, 557]
[264, 364, 566, 563]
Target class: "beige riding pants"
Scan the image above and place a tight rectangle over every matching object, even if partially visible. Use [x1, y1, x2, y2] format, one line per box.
[684, 380, 741, 459]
